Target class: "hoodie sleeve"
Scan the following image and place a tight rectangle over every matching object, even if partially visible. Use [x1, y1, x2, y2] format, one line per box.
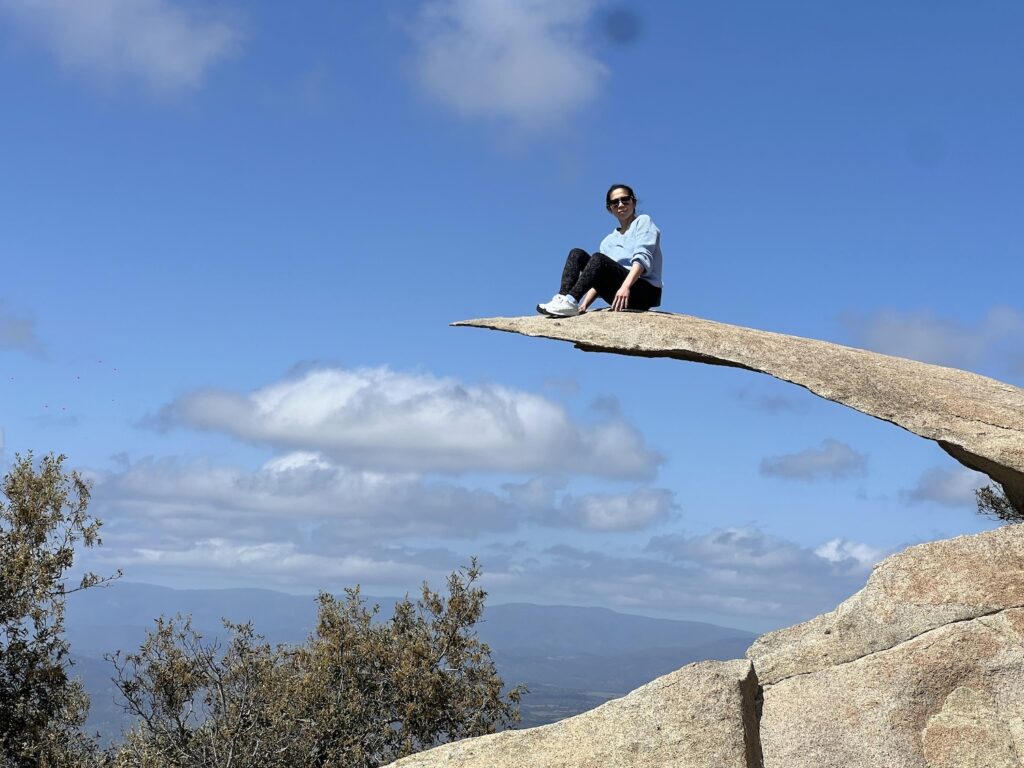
[629, 215, 659, 274]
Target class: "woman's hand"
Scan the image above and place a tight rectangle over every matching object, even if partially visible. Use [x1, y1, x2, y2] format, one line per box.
[612, 263, 644, 311]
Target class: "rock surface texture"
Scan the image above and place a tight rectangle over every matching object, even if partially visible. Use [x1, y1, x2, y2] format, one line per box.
[388, 660, 762, 768]
[749, 524, 1024, 767]
[454, 312, 1024, 513]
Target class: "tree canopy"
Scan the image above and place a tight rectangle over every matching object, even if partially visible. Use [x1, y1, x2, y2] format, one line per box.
[1, 452, 521, 767]
[108, 561, 524, 768]
[0, 452, 118, 767]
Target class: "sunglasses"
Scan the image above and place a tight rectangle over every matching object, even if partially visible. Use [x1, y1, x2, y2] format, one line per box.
[608, 196, 634, 208]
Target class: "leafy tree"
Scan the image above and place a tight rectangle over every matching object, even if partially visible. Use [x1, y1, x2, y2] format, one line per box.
[108, 617, 292, 768]
[0, 452, 118, 767]
[109, 559, 524, 768]
[975, 483, 1023, 523]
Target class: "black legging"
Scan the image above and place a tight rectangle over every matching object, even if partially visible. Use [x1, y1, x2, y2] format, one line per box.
[560, 248, 661, 309]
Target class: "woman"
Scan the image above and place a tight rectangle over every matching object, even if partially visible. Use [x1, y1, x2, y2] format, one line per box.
[537, 184, 663, 317]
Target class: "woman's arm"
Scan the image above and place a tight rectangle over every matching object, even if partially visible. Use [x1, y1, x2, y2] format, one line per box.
[612, 262, 644, 311]
[579, 288, 599, 312]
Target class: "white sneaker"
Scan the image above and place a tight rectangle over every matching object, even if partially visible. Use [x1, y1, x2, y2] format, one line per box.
[542, 294, 580, 317]
[536, 293, 565, 315]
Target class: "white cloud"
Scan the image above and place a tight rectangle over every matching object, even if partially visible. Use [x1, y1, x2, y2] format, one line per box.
[159, 367, 661, 478]
[88, 452, 677, 567]
[760, 439, 867, 481]
[902, 465, 988, 507]
[814, 538, 885, 568]
[92, 452, 522, 543]
[517, 527, 887, 628]
[125, 539, 429, 589]
[82, 514, 887, 630]
[841, 306, 1024, 371]
[650, 527, 813, 573]
[0, 0, 242, 93]
[554, 488, 676, 532]
[82, 452, 681, 597]
[409, 0, 607, 131]
[501, 477, 678, 532]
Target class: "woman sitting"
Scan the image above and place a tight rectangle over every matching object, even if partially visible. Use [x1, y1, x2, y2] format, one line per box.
[538, 184, 663, 317]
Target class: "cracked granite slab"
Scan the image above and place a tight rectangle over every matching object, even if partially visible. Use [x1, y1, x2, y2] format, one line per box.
[747, 525, 1024, 685]
[750, 525, 1024, 767]
[758, 608, 1024, 767]
[387, 659, 762, 768]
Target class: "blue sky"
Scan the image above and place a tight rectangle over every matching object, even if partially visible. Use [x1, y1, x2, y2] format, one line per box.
[1, 0, 1021, 632]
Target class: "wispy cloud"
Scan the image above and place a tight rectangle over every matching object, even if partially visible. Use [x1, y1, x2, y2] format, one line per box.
[408, 0, 606, 132]
[582, 527, 885, 626]
[760, 439, 867, 482]
[840, 306, 1024, 372]
[814, 538, 885, 568]
[0, 0, 243, 93]
[156, 366, 661, 478]
[124, 539, 432, 591]
[732, 386, 807, 414]
[83, 502, 884, 629]
[901, 465, 988, 507]
[0, 301, 41, 353]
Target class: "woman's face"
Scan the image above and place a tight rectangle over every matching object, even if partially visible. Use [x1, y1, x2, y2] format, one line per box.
[607, 188, 635, 221]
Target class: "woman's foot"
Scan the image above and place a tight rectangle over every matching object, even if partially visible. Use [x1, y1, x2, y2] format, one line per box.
[540, 294, 580, 317]
[536, 293, 566, 315]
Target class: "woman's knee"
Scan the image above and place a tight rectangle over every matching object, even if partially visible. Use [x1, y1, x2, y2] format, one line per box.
[584, 253, 624, 277]
[564, 248, 591, 273]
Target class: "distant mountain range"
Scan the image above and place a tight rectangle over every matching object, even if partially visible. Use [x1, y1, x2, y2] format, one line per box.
[64, 582, 756, 741]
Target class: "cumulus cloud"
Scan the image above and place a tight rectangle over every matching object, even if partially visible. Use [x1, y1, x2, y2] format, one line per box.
[92, 452, 522, 543]
[902, 465, 988, 507]
[551, 488, 677, 532]
[841, 306, 1024, 372]
[92, 453, 677, 558]
[83, 452, 681, 594]
[409, 0, 606, 131]
[0, 0, 242, 93]
[0, 302, 41, 352]
[81, 447, 888, 629]
[157, 367, 661, 478]
[503, 477, 678, 532]
[760, 439, 867, 482]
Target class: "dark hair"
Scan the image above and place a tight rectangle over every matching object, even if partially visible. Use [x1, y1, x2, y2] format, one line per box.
[605, 183, 636, 208]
